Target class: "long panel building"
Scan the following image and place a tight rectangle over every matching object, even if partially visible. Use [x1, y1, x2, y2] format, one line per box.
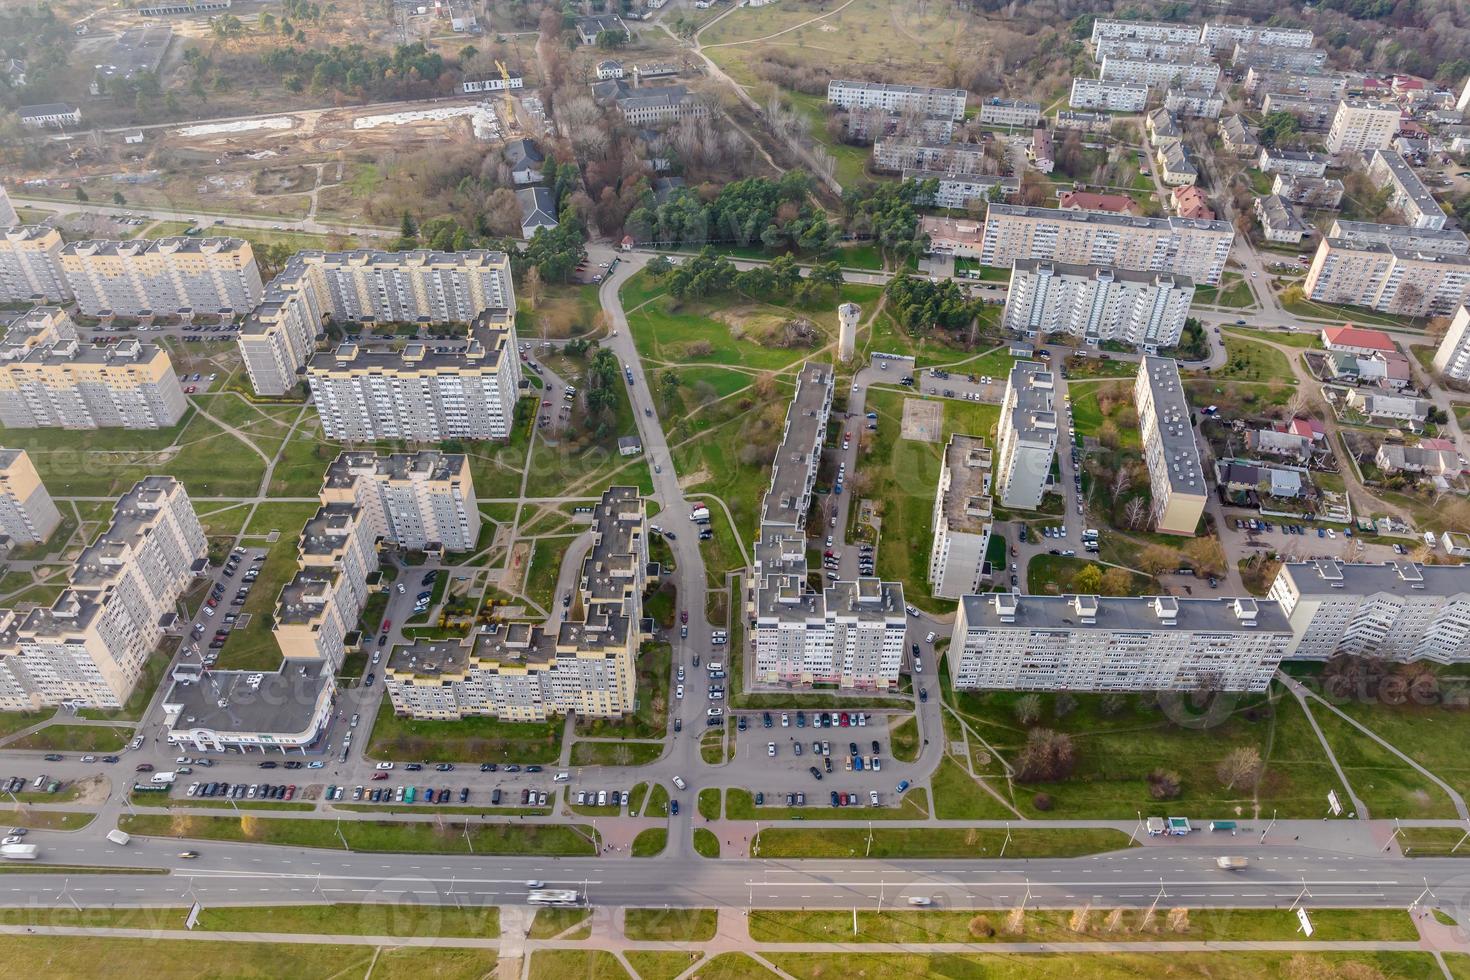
[384, 485, 647, 721]
[0, 449, 61, 547]
[59, 237, 263, 317]
[1303, 237, 1470, 317]
[826, 79, 967, 121]
[1136, 356, 1206, 535]
[995, 360, 1057, 510]
[928, 435, 993, 600]
[1099, 50, 1220, 92]
[0, 225, 69, 303]
[1069, 77, 1150, 112]
[1002, 259, 1193, 350]
[950, 593, 1293, 692]
[237, 249, 515, 397]
[1430, 305, 1470, 383]
[980, 204, 1235, 286]
[0, 307, 187, 429]
[0, 477, 205, 710]
[1367, 150, 1448, 230]
[320, 451, 480, 553]
[1268, 559, 1470, 663]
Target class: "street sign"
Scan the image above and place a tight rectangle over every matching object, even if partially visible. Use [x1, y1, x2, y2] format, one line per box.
[1327, 790, 1342, 816]
[1296, 908, 1314, 937]
[185, 902, 202, 931]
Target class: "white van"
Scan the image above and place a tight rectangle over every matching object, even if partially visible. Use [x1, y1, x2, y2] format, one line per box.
[553, 771, 570, 783]
[706, 706, 723, 717]
[706, 661, 723, 673]
[106, 829, 131, 846]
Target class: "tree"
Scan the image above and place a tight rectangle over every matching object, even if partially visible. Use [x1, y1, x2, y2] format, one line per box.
[1073, 563, 1104, 594]
[1137, 544, 1179, 575]
[75, 187, 89, 202]
[1123, 497, 1147, 530]
[399, 210, 417, 239]
[1148, 768, 1181, 800]
[111, 191, 126, 205]
[523, 265, 543, 312]
[1053, 692, 1077, 720]
[1215, 746, 1262, 790]
[1257, 111, 1300, 149]
[1013, 693, 1042, 725]
[1101, 566, 1135, 596]
[1016, 729, 1076, 783]
[1183, 537, 1226, 576]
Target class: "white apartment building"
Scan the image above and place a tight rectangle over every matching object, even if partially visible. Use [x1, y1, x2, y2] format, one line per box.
[760, 364, 833, 531]
[1199, 23, 1314, 50]
[928, 434, 993, 600]
[1095, 39, 1212, 63]
[826, 79, 967, 121]
[0, 307, 187, 430]
[59, 237, 264, 317]
[904, 171, 1019, 210]
[1136, 356, 1207, 535]
[0, 477, 205, 710]
[307, 314, 522, 442]
[1100, 52, 1220, 92]
[1328, 220, 1469, 254]
[1231, 43, 1327, 73]
[1003, 260, 1193, 350]
[1069, 77, 1150, 112]
[1430, 306, 1470, 383]
[321, 450, 480, 553]
[1245, 68, 1348, 100]
[872, 139, 985, 175]
[1326, 99, 1401, 154]
[1257, 146, 1328, 177]
[950, 593, 1293, 693]
[1259, 92, 1340, 130]
[273, 501, 378, 669]
[1367, 150, 1448, 230]
[461, 72, 523, 93]
[0, 185, 17, 227]
[1164, 86, 1223, 118]
[0, 225, 69, 303]
[977, 99, 1040, 128]
[980, 204, 1235, 286]
[1269, 559, 1470, 663]
[995, 360, 1057, 510]
[238, 249, 515, 397]
[1304, 237, 1470, 317]
[0, 449, 61, 547]
[1090, 18, 1198, 46]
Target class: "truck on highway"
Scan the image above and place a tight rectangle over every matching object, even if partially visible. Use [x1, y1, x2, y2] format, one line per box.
[106, 829, 131, 846]
[1215, 856, 1248, 870]
[1, 844, 38, 860]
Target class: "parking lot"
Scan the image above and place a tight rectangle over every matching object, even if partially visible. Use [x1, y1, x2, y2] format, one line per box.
[919, 367, 1005, 404]
[186, 546, 268, 668]
[729, 709, 899, 807]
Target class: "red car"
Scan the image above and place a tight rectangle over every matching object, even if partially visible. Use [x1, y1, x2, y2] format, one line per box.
[381, 619, 391, 633]
[680, 610, 689, 625]
[371, 772, 389, 781]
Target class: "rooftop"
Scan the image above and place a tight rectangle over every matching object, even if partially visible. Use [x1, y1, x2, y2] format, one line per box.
[830, 78, 967, 100]
[1370, 149, 1443, 215]
[1014, 258, 1191, 290]
[323, 450, 467, 490]
[1006, 360, 1057, 447]
[1322, 325, 1396, 352]
[939, 434, 993, 535]
[308, 315, 513, 375]
[760, 364, 833, 529]
[1139, 356, 1205, 495]
[1278, 559, 1470, 598]
[164, 661, 332, 737]
[986, 202, 1231, 234]
[961, 592, 1289, 632]
[1326, 221, 1469, 252]
[72, 476, 185, 590]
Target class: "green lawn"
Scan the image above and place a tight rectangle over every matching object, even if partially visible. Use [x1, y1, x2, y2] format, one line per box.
[528, 950, 625, 979]
[1226, 327, 1319, 349]
[365, 699, 563, 764]
[1309, 705, 1458, 818]
[568, 741, 663, 766]
[528, 907, 592, 939]
[931, 755, 1018, 819]
[751, 827, 1133, 859]
[699, 787, 721, 821]
[0, 903, 507, 937]
[525, 535, 572, 610]
[1332, 696, 1470, 806]
[626, 952, 704, 980]
[889, 715, 919, 762]
[623, 908, 717, 942]
[118, 813, 599, 855]
[7, 724, 131, 752]
[1027, 555, 1154, 597]
[693, 827, 721, 858]
[632, 827, 668, 857]
[0, 708, 54, 740]
[1400, 827, 1470, 856]
[768, 951, 1437, 980]
[0, 808, 95, 831]
[1210, 335, 1296, 383]
[696, 954, 781, 980]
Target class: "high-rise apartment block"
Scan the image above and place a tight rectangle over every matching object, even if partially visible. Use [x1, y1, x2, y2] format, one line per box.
[1326, 99, 1401, 154]
[995, 360, 1057, 510]
[1304, 237, 1470, 317]
[0, 225, 68, 303]
[59, 237, 263, 317]
[928, 435, 993, 600]
[1269, 559, 1470, 663]
[1430, 305, 1470, 382]
[1327, 220, 1468, 254]
[0, 449, 61, 547]
[321, 451, 480, 553]
[238, 249, 515, 396]
[0, 307, 187, 429]
[760, 364, 833, 530]
[950, 593, 1292, 692]
[1069, 77, 1150, 112]
[0, 477, 205, 710]
[826, 79, 967, 121]
[980, 204, 1234, 286]
[272, 501, 379, 669]
[1136, 356, 1206, 535]
[384, 486, 647, 721]
[1230, 43, 1327, 73]
[308, 312, 522, 442]
[0, 185, 17, 227]
[1367, 150, 1448, 230]
[1003, 259, 1194, 350]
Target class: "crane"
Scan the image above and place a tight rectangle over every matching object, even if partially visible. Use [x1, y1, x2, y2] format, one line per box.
[494, 60, 517, 135]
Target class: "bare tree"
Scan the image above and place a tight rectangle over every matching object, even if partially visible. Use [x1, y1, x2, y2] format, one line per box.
[1215, 746, 1262, 790]
[1124, 497, 1147, 530]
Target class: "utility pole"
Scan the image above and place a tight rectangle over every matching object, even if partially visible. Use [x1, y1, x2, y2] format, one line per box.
[1384, 818, 1404, 854]
[1258, 809, 1277, 844]
[1145, 879, 1167, 921]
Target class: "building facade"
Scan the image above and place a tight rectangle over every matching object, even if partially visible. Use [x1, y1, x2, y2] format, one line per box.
[0, 307, 187, 429]
[1304, 237, 1470, 317]
[1099, 52, 1220, 92]
[950, 593, 1292, 692]
[0, 225, 69, 303]
[1003, 259, 1193, 350]
[995, 360, 1057, 510]
[1430, 305, 1470, 383]
[928, 434, 993, 600]
[59, 237, 263, 317]
[1069, 77, 1150, 112]
[321, 450, 480, 552]
[1090, 18, 1199, 46]
[1136, 355, 1207, 535]
[1200, 23, 1313, 50]
[0, 448, 61, 547]
[905, 171, 1018, 209]
[826, 79, 967, 120]
[1367, 150, 1448, 230]
[978, 98, 1041, 127]
[1257, 147, 1328, 177]
[872, 139, 985, 175]
[1326, 99, 1401, 154]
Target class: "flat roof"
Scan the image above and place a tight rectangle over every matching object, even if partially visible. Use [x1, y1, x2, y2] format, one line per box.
[1278, 559, 1470, 599]
[94, 26, 172, 80]
[323, 450, 466, 489]
[1370, 149, 1443, 215]
[72, 477, 183, 589]
[1327, 220, 1470, 252]
[760, 364, 833, 529]
[1139, 356, 1205, 495]
[829, 78, 967, 100]
[961, 592, 1290, 632]
[308, 316, 513, 374]
[1005, 360, 1057, 446]
[940, 434, 992, 535]
[986, 202, 1231, 234]
[1319, 237, 1470, 267]
[1014, 258, 1191, 289]
[165, 661, 332, 736]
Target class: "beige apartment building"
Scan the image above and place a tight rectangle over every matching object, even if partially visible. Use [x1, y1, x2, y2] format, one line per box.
[238, 249, 515, 396]
[980, 204, 1234, 285]
[928, 434, 994, 599]
[0, 225, 68, 303]
[0, 448, 61, 547]
[0, 307, 187, 429]
[1304, 237, 1470, 317]
[59, 237, 264, 317]
[272, 502, 379, 668]
[0, 477, 205, 710]
[320, 450, 480, 553]
[384, 486, 647, 721]
[1325, 99, 1401, 154]
[1136, 356, 1207, 535]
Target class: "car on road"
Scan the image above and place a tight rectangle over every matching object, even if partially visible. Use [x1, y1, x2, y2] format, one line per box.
[767, 742, 776, 757]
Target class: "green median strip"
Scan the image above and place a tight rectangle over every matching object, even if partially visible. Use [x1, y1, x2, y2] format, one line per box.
[0, 865, 167, 875]
[768, 951, 1438, 980]
[750, 827, 1133, 859]
[0, 903, 500, 937]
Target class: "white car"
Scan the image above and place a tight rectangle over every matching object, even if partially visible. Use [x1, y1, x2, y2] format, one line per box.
[675, 684, 685, 699]
[767, 742, 776, 757]
[781, 712, 789, 727]
[925, 632, 936, 643]
[375, 762, 394, 770]
[0, 836, 22, 846]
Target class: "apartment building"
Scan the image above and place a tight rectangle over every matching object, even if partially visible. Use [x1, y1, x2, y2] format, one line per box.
[950, 593, 1292, 692]
[0, 449, 60, 547]
[1304, 237, 1470, 317]
[1164, 86, 1223, 118]
[238, 248, 515, 396]
[1273, 174, 1345, 210]
[1326, 99, 1401, 154]
[1259, 92, 1339, 130]
[872, 139, 985, 175]
[1156, 142, 1197, 186]
[613, 85, 709, 126]
[979, 204, 1235, 285]
[0, 477, 205, 710]
[308, 313, 522, 442]
[1090, 18, 1198, 46]
[59, 237, 264, 317]
[904, 171, 1019, 210]
[1327, 220, 1469, 254]
[17, 103, 79, 129]
[1200, 23, 1314, 50]
[1069, 77, 1150, 112]
[0, 307, 186, 429]
[928, 434, 993, 600]
[1003, 260, 1193, 350]
[1269, 559, 1470, 663]
[1095, 39, 1212, 64]
[1100, 51, 1220, 92]
[761, 364, 833, 530]
[1430, 305, 1470, 382]
[1231, 44, 1328, 73]
[1055, 110, 1114, 134]
[977, 98, 1040, 128]
[1257, 147, 1328, 177]
[1244, 68, 1348, 100]
[1220, 115, 1260, 156]
[826, 79, 967, 121]
[320, 450, 480, 552]
[995, 360, 1057, 510]
[385, 486, 647, 720]
[1256, 194, 1307, 244]
[272, 501, 379, 669]
[0, 185, 16, 227]
[1136, 356, 1207, 535]
[1367, 150, 1448, 230]
[0, 225, 68, 303]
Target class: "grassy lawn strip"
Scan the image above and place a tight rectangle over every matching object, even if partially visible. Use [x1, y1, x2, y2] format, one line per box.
[624, 908, 717, 942]
[0, 808, 95, 831]
[632, 827, 668, 857]
[529, 950, 627, 979]
[626, 951, 704, 980]
[569, 741, 663, 767]
[751, 827, 1132, 859]
[931, 755, 1018, 820]
[7, 724, 131, 752]
[699, 787, 721, 821]
[748, 907, 1415, 943]
[889, 716, 919, 762]
[726, 787, 930, 821]
[365, 699, 562, 764]
[118, 813, 598, 855]
[1309, 706, 1458, 818]
[0, 865, 166, 875]
[1208, 334, 1295, 383]
[699, 953, 781, 979]
[693, 827, 721, 858]
[333, 804, 550, 818]
[1400, 827, 1470, 856]
[528, 907, 592, 940]
[768, 951, 1435, 980]
[0, 903, 499, 937]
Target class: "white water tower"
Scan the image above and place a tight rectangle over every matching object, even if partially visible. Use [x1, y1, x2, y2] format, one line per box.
[837, 302, 860, 362]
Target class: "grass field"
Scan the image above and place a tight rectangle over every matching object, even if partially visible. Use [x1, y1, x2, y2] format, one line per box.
[8, 724, 131, 752]
[528, 950, 626, 979]
[626, 951, 704, 980]
[569, 741, 663, 766]
[0, 903, 499, 938]
[1027, 555, 1155, 597]
[752, 826, 1133, 859]
[1309, 705, 1459, 818]
[1330, 696, 1470, 806]
[768, 951, 1437, 980]
[693, 827, 721, 858]
[528, 907, 592, 940]
[624, 908, 718, 942]
[1211, 335, 1296, 383]
[366, 699, 563, 764]
[931, 755, 1018, 820]
[632, 827, 668, 857]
